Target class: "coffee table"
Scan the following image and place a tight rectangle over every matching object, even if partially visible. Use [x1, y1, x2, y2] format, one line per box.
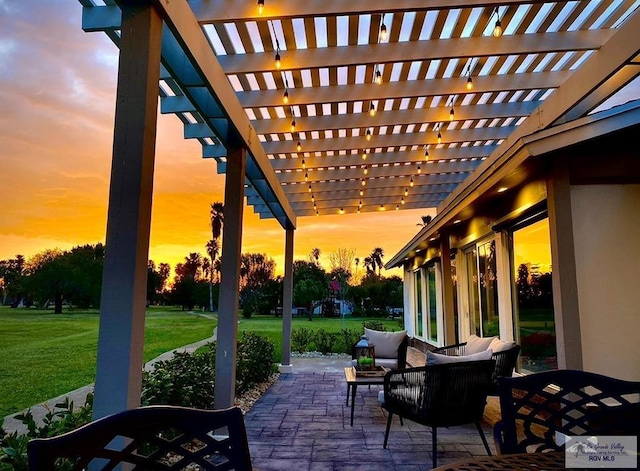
[344, 367, 387, 426]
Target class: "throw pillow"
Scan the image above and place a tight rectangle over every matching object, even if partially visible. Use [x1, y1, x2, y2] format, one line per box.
[488, 337, 516, 353]
[465, 334, 497, 354]
[426, 349, 493, 365]
[364, 328, 407, 359]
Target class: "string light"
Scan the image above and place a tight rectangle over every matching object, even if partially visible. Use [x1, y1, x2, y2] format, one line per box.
[369, 102, 376, 117]
[357, 207, 361, 214]
[339, 208, 345, 215]
[297, 140, 302, 152]
[366, 129, 372, 141]
[311, 193, 315, 202]
[437, 124, 442, 144]
[410, 176, 414, 187]
[424, 145, 430, 161]
[359, 189, 364, 197]
[302, 158, 306, 169]
[417, 165, 422, 174]
[359, 199, 363, 208]
[493, 8, 503, 38]
[316, 210, 319, 216]
[361, 178, 367, 187]
[283, 89, 289, 105]
[450, 105, 455, 121]
[401, 196, 405, 205]
[380, 204, 386, 211]
[257, 0, 264, 16]
[363, 165, 369, 176]
[275, 51, 281, 70]
[304, 171, 308, 182]
[308, 184, 312, 193]
[396, 204, 399, 211]
[380, 14, 388, 41]
[375, 69, 382, 85]
[362, 149, 368, 160]
[404, 187, 409, 197]
[291, 118, 296, 132]
[466, 75, 473, 90]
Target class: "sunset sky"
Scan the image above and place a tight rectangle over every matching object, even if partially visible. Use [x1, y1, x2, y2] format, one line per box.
[0, 0, 431, 278]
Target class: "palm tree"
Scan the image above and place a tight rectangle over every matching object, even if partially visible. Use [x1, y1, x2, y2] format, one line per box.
[370, 247, 384, 276]
[363, 256, 374, 275]
[354, 257, 360, 282]
[311, 248, 321, 266]
[417, 215, 433, 226]
[208, 202, 224, 311]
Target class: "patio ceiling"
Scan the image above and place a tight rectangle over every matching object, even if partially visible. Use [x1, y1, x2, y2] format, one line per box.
[81, 0, 640, 221]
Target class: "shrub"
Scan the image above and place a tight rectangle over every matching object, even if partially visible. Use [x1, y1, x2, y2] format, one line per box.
[362, 320, 386, 332]
[0, 396, 93, 471]
[235, 332, 275, 394]
[291, 327, 313, 353]
[142, 344, 217, 409]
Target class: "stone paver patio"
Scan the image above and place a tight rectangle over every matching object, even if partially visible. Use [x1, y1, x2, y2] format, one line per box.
[245, 370, 496, 471]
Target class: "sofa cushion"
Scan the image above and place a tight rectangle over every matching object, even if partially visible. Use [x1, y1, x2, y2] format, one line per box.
[364, 328, 407, 359]
[426, 349, 493, 365]
[465, 334, 497, 354]
[376, 358, 398, 369]
[488, 337, 516, 353]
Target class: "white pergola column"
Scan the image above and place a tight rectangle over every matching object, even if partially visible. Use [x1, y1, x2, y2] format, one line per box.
[214, 147, 246, 410]
[279, 227, 295, 373]
[547, 155, 583, 370]
[93, 3, 162, 420]
[439, 237, 456, 345]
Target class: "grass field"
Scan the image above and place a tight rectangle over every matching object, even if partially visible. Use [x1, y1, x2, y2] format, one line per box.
[0, 306, 216, 418]
[236, 315, 402, 361]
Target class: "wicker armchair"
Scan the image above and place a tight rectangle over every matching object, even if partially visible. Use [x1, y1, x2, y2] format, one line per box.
[382, 360, 496, 468]
[28, 405, 252, 471]
[433, 341, 520, 394]
[494, 370, 640, 455]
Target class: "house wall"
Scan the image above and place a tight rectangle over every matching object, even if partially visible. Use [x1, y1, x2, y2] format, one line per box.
[570, 183, 640, 381]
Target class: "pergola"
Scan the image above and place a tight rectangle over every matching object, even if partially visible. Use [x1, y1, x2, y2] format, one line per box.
[79, 0, 640, 419]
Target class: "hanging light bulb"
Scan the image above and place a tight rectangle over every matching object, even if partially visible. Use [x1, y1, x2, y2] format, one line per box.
[369, 102, 376, 117]
[437, 130, 442, 144]
[313, 203, 317, 210]
[493, 9, 503, 38]
[361, 178, 366, 187]
[363, 165, 368, 176]
[410, 176, 414, 187]
[297, 141, 302, 152]
[275, 51, 281, 70]
[396, 204, 399, 211]
[375, 69, 382, 85]
[257, 0, 264, 16]
[290, 118, 296, 132]
[401, 196, 405, 205]
[308, 184, 312, 193]
[380, 23, 387, 41]
[417, 165, 422, 174]
[380, 204, 386, 211]
[283, 89, 289, 105]
[359, 189, 364, 197]
[466, 75, 473, 90]
[316, 210, 319, 216]
[339, 207, 345, 215]
[424, 146, 430, 160]
[362, 149, 367, 160]
[357, 207, 361, 214]
[450, 106, 455, 121]
[404, 187, 409, 197]
[302, 158, 306, 169]
[366, 129, 372, 141]
[359, 199, 363, 208]
[311, 193, 315, 202]
[304, 171, 308, 182]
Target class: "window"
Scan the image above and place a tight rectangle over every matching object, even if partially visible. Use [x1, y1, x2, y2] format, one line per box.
[426, 265, 438, 343]
[414, 269, 423, 337]
[413, 263, 442, 345]
[463, 239, 499, 338]
[511, 218, 557, 372]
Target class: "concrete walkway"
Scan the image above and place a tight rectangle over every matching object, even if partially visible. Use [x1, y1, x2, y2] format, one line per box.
[1, 330, 217, 434]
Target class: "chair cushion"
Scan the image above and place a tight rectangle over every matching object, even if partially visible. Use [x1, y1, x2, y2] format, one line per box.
[465, 334, 497, 354]
[488, 337, 516, 353]
[426, 349, 493, 365]
[376, 358, 398, 369]
[364, 328, 407, 359]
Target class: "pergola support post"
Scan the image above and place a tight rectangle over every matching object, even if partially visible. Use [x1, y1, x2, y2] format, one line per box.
[93, 2, 162, 420]
[214, 147, 246, 410]
[279, 227, 295, 373]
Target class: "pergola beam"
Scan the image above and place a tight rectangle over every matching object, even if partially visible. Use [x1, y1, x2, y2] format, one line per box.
[218, 30, 612, 75]
[237, 71, 570, 108]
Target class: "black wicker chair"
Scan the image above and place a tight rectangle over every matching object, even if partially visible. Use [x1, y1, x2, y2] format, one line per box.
[27, 405, 252, 471]
[433, 341, 521, 394]
[494, 369, 640, 455]
[381, 360, 496, 468]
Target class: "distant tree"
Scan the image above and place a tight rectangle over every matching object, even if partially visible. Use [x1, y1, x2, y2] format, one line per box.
[309, 248, 321, 266]
[369, 247, 385, 276]
[147, 260, 168, 306]
[347, 273, 402, 317]
[328, 248, 355, 273]
[239, 253, 276, 316]
[0, 255, 26, 306]
[516, 263, 530, 305]
[354, 257, 360, 282]
[172, 253, 204, 310]
[208, 201, 224, 312]
[24, 249, 66, 313]
[293, 260, 328, 320]
[64, 244, 104, 308]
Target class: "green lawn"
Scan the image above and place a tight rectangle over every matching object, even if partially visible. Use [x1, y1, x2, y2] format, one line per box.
[236, 315, 402, 361]
[0, 306, 216, 418]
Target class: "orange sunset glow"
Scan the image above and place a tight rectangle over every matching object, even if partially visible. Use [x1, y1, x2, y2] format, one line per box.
[0, 1, 430, 278]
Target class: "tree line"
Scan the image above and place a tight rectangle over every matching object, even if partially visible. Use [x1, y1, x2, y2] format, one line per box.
[0, 202, 402, 316]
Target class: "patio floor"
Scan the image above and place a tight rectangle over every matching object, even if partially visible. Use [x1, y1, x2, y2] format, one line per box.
[245, 361, 498, 471]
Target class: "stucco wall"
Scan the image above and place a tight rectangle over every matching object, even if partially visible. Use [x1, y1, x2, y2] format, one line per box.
[571, 184, 640, 381]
